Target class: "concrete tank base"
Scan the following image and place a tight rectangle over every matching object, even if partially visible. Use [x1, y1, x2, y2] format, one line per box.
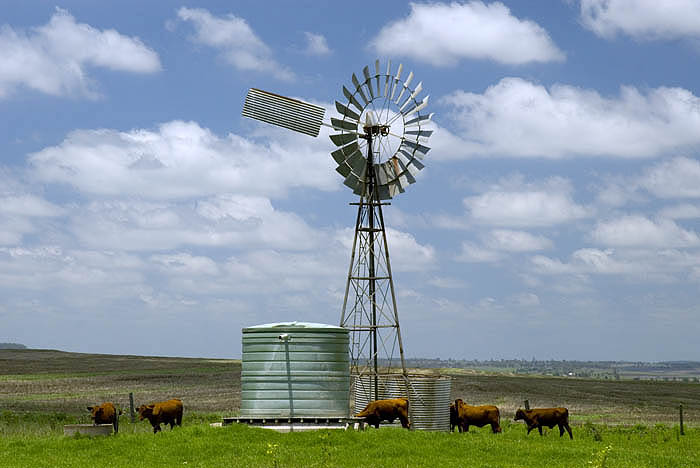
[64, 424, 113, 436]
[222, 416, 366, 432]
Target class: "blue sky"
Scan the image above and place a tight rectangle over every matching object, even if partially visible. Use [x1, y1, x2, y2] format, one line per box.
[2, 0, 700, 361]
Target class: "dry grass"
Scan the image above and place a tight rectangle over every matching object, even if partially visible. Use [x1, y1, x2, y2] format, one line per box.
[1, 349, 697, 426]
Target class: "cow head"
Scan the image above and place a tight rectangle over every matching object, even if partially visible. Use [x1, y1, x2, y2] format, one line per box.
[87, 406, 102, 421]
[137, 404, 155, 420]
[514, 408, 526, 421]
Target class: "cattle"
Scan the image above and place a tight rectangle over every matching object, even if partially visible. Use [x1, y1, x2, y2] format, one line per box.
[451, 399, 501, 433]
[514, 407, 573, 439]
[355, 397, 410, 429]
[87, 402, 121, 432]
[137, 398, 183, 433]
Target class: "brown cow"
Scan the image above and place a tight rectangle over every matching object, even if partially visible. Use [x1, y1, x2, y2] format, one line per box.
[87, 402, 121, 432]
[137, 398, 183, 433]
[514, 407, 573, 439]
[355, 398, 410, 429]
[451, 399, 501, 433]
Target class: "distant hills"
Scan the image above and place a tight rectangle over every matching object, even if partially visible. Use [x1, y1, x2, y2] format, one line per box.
[0, 343, 27, 350]
[402, 358, 700, 381]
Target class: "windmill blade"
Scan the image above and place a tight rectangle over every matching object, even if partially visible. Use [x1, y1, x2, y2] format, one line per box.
[362, 66, 374, 100]
[335, 101, 361, 122]
[398, 82, 423, 113]
[398, 149, 425, 170]
[390, 63, 403, 101]
[384, 60, 391, 97]
[352, 74, 369, 106]
[331, 118, 358, 132]
[404, 95, 429, 117]
[336, 162, 352, 178]
[377, 184, 391, 200]
[330, 133, 358, 147]
[331, 141, 360, 164]
[242, 88, 325, 137]
[343, 172, 362, 192]
[394, 71, 414, 104]
[346, 151, 367, 175]
[405, 113, 433, 127]
[402, 139, 431, 157]
[342, 86, 364, 113]
[405, 129, 433, 138]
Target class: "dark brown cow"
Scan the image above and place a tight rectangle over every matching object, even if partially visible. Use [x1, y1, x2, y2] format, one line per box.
[451, 399, 501, 433]
[514, 407, 573, 439]
[87, 402, 121, 432]
[355, 398, 410, 429]
[137, 398, 183, 433]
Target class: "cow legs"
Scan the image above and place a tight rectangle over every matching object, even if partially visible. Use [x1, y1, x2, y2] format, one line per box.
[491, 423, 501, 434]
[537, 425, 543, 436]
[153, 424, 161, 434]
[564, 423, 573, 439]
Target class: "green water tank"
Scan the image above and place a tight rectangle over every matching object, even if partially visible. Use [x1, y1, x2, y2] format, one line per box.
[240, 322, 350, 418]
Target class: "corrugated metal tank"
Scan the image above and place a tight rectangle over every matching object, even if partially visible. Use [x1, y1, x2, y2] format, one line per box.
[353, 374, 452, 431]
[240, 322, 350, 418]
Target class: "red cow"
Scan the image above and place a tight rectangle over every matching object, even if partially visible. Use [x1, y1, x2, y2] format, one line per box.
[87, 402, 121, 433]
[451, 399, 501, 433]
[514, 407, 573, 439]
[137, 398, 183, 433]
[356, 398, 410, 429]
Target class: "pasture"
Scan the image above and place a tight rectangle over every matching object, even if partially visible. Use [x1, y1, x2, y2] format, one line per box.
[1, 349, 699, 467]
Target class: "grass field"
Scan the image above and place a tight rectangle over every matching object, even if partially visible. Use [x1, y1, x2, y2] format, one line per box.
[1, 349, 699, 467]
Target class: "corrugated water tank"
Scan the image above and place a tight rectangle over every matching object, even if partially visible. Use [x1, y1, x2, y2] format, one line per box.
[240, 322, 350, 418]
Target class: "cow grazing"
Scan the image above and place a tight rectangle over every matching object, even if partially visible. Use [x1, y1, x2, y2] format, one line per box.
[451, 399, 501, 433]
[355, 398, 410, 429]
[87, 402, 121, 432]
[514, 407, 573, 439]
[137, 399, 183, 433]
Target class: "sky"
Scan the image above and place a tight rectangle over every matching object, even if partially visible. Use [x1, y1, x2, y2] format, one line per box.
[1, 0, 700, 361]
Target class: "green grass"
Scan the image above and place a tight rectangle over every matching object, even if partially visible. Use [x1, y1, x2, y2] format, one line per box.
[2, 349, 699, 466]
[0, 418, 697, 468]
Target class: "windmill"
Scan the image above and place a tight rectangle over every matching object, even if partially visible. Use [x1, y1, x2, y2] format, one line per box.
[242, 59, 432, 409]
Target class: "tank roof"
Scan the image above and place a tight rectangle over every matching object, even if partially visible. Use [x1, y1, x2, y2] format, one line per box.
[242, 321, 347, 333]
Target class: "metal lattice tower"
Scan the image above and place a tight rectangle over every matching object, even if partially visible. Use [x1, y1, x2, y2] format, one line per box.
[339, 123, 408, 400]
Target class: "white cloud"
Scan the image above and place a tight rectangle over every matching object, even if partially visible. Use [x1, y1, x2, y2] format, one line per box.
[0, 194, 64, 217]
[177, 7, 293, 80]
[660, 203, 700, 220]
[0, 8, 160, 99]
[29, 120, 336, 200]
[484, 229, 553, 252]
[639, 157, 700, 199]
[456, 241, 503, 263]
[438, 78, 700, 159]
[580, 0, 700, 40]
[465, 188, 589, 227]
[427, 276, 466, 289]
[68, 196, 324, 252]
[335, 227, 435, 272]
[371, 1, 564, 65]
[531, 247, 700, 284]
[303, 32, 331, 56]
[150, 253, 219, 276]
[592, 215, 700, 248]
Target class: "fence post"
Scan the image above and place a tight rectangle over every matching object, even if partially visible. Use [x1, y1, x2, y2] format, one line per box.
[680, 403, 684, 436]
[129, 392, 135, 423]
[524, 399, 530, 410]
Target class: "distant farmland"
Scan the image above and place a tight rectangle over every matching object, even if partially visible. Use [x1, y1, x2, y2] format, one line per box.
[1, 349, 697, 426]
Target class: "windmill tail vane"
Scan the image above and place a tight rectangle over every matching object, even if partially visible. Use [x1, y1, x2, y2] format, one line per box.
[241, 58, 434, 402]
